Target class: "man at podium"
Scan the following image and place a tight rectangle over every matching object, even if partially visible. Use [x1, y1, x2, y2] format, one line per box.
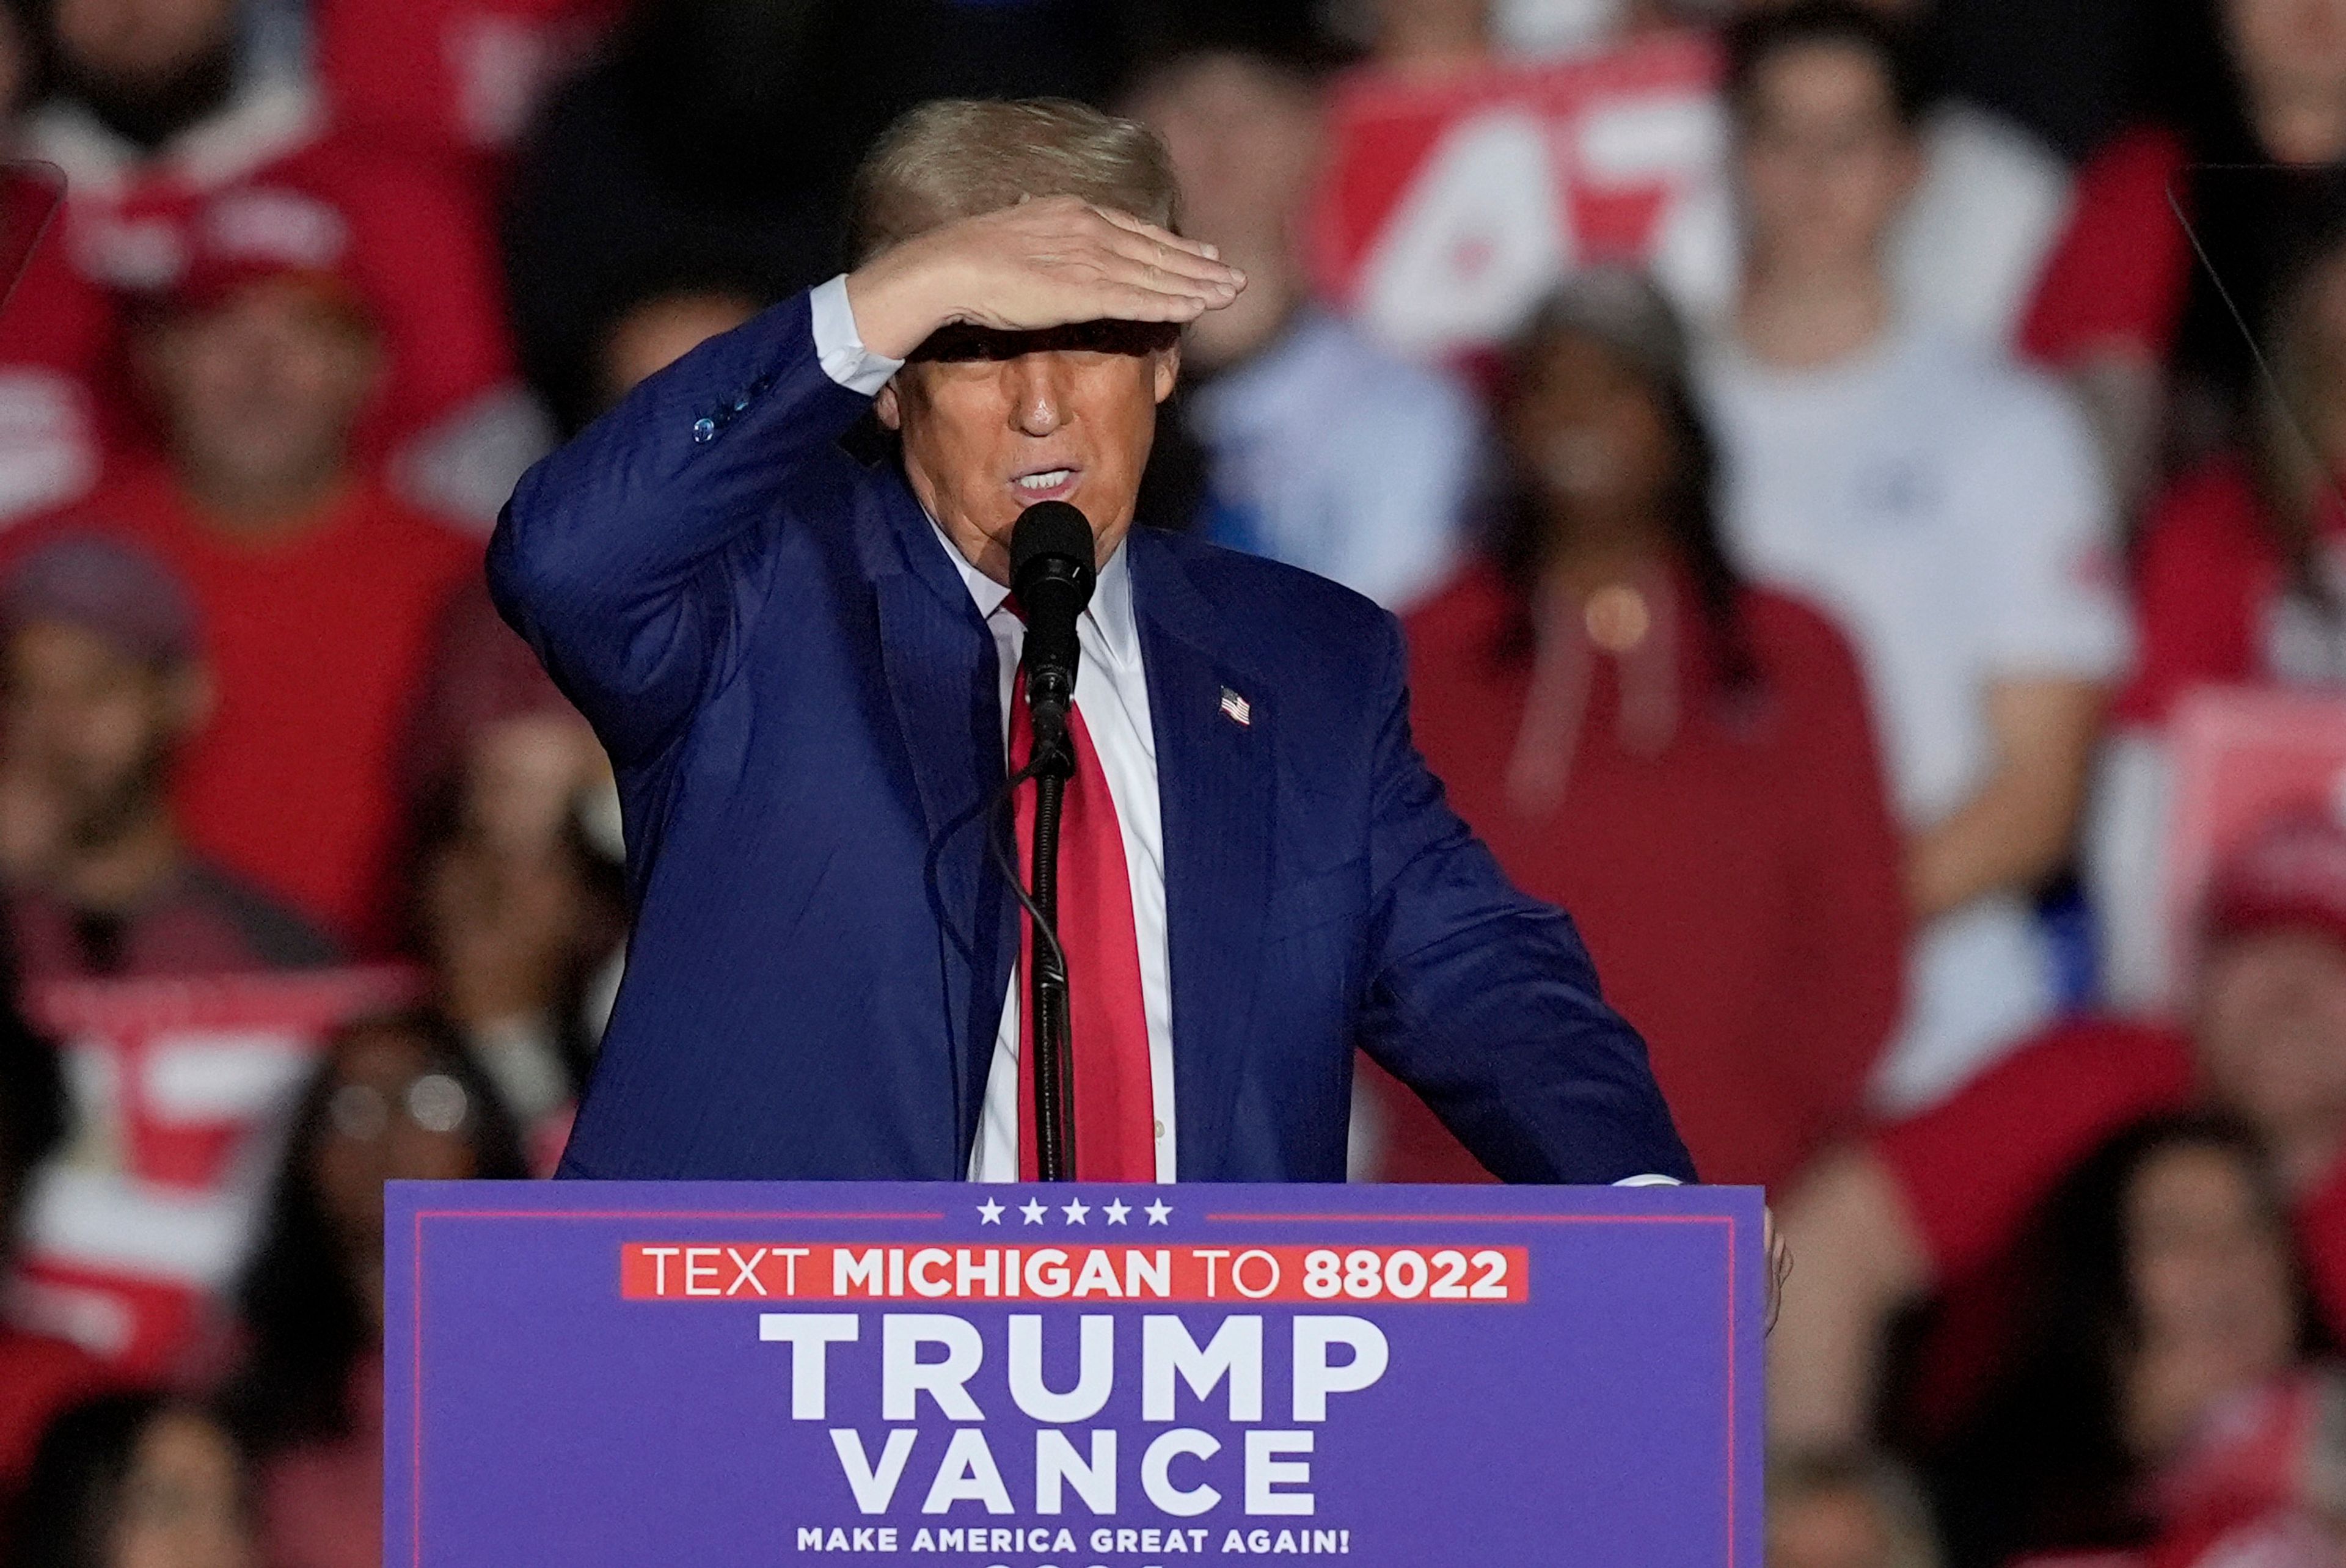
[488, 97, 1695, 1188]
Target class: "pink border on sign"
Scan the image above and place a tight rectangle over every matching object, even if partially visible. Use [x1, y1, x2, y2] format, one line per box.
[405, 1205, 1742, 1568]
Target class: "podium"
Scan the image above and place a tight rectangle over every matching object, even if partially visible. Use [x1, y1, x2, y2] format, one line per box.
[385, 1181, 1763, 1566]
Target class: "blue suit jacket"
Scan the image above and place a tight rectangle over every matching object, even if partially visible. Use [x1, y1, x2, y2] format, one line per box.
[489, 290, 1695, 1185]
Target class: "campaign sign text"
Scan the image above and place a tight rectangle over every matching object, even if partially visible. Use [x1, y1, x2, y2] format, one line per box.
[385, 1181, 1763, 1567]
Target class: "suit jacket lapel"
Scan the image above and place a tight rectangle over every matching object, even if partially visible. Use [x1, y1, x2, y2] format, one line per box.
[859, 470, 1016, 1167]
[1130, 532, 1276, 1181]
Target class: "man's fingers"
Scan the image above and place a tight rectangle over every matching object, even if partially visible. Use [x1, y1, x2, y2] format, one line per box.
[940, 196, 1247, 329]
[1039, 274, 1207, 325]
[982, 199, 1243, 299]
[1100, 282, 1208, 323]
[1093, 225, 1243, 293]
[1109, 289, 1216, 324]
[1090, 205, 1223, 261]
[1086, 249, 1228, 308]
[1088, 211, 1244, 292]
[964, 264, 1218, 332]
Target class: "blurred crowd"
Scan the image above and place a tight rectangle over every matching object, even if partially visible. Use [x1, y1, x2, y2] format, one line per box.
[0, 0, 2338, 1561]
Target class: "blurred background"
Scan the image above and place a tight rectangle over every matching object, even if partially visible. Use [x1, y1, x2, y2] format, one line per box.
[0, 0, 2342, 1563]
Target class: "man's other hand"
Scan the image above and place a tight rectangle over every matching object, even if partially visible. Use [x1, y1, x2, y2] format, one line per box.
[846, 196, 1246, 360]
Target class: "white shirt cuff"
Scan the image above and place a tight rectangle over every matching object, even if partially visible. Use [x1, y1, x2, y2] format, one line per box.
[1612, 1174, 1683, 1187]
[809, 274, 905, 398]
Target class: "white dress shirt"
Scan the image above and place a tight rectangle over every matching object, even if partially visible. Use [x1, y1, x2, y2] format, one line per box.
[807, 274, 1676, 1187]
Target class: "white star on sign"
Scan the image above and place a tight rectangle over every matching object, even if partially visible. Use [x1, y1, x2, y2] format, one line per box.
[1062, 1198, 1089, 1224]
[1020, 1199, 1047, 1225]
[1145, 1200, 1172, 1225]
[978, 1199, 1004, 1225]
[1103, 1199, 1131, 1225]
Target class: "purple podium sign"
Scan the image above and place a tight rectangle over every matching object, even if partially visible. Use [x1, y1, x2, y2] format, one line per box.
[385, 1181, 1763, 1567]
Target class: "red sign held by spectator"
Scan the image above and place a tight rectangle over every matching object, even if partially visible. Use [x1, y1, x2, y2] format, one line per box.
[9, 966, 422, 1374]
[1307, 33, 1724, 359]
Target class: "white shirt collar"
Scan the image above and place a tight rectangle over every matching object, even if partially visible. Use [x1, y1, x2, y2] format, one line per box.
[927, 518, 1141, 672]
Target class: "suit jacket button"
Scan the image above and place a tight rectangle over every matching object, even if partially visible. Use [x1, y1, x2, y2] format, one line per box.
[692, 417, 717, 443]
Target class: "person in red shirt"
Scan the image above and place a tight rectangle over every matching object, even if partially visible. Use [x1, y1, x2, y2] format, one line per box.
[0, 997, 110, 1512]
[1925, 1114, 2330, 1568]
[28, 204, 479, 949]
[310, 0, 618, 175]
[1369, 268, 1906, 1192]
[2116, 223, 2346, 727]
[13, 0, 540, 525]
[0, 534, 336, 978]
[2019, 0, 2346, 509]
[1770, 810, 2346, 1453]
[2087, 225, 2346, 1011]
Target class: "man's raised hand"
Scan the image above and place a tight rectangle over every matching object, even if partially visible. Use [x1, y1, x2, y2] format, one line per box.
[846, 196, 1246, 360]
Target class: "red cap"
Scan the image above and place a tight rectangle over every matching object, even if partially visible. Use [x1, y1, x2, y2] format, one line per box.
[161, 184, 367, 320]
[2205, 810, 2346, 954]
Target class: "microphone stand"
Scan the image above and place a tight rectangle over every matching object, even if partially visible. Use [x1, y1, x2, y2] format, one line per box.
[1026, 722, 1078, 1183]
[1006, 499, 1096, 1185]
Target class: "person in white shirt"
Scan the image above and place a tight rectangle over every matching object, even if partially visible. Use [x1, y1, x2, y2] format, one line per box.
[1654, 2, 2073, 356]
[1127, 48, 1485, 612]
[1695, 0, 2128, 1110]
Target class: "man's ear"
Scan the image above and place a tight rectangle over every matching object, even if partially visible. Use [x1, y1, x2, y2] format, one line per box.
[1152, 344, 1181, 405]
[874, 379, 903, 431]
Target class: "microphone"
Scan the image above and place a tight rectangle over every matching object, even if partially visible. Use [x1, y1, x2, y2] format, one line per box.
[1009, 501, 1097, 771]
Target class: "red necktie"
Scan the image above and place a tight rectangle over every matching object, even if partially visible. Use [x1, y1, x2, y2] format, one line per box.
[1008, 665, 1157, 1181]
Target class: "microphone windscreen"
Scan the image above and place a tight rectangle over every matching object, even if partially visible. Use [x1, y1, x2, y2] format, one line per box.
[1010, 501, 1096, 582]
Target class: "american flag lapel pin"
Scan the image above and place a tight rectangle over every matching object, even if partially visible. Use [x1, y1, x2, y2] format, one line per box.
[1219, 687, 1252, 727]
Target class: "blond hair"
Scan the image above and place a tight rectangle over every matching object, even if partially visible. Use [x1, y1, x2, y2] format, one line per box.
[847, 98, 1182, 265]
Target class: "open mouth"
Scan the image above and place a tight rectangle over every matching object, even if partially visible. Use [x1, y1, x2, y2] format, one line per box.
[1012, 467, 1080, 502]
